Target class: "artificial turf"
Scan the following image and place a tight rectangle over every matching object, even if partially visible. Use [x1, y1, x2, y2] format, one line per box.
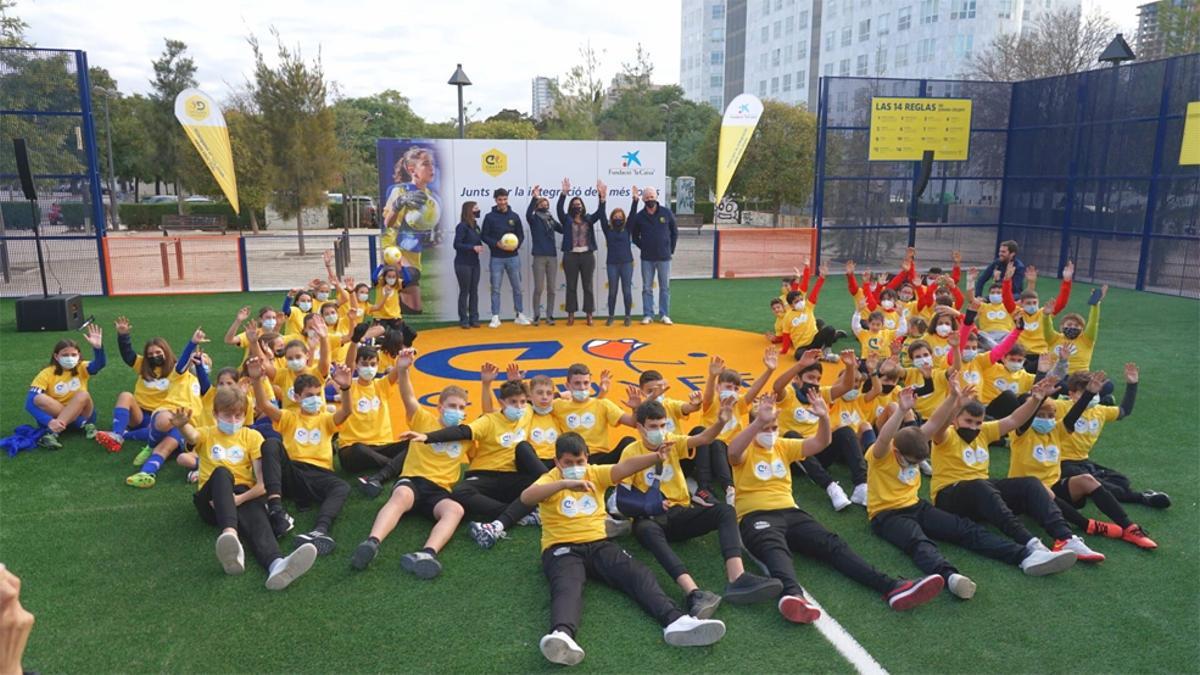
[0, 277, 1196, 673]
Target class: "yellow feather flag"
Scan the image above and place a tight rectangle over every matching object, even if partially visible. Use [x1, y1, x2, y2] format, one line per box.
[174, 88, 239, 213]
[714, 93, 763, 205]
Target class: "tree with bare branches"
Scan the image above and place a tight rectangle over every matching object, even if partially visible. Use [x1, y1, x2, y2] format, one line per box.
[964, 7, 1117, 81]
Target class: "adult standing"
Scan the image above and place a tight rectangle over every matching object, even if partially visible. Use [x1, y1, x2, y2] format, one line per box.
[630, 186, 678, 325]
[452, 201, 484, 329]
[602, 191, 636, 326]
[526, 187, 562, 325]
[557, 178, 607, 326]
[481, 188, 530, 328]
[974, 239, 1026, 297]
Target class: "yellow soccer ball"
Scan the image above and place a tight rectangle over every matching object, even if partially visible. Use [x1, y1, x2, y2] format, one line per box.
[382, 246, 403, 265]
[498, 233, 519, 252]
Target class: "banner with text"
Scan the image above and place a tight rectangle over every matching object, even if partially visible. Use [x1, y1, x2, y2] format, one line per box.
[868, 97, 972, 162]
[377, 139, 666, 322]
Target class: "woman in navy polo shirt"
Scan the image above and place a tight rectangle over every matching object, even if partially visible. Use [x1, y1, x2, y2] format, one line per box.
[452, 201, 484, 329]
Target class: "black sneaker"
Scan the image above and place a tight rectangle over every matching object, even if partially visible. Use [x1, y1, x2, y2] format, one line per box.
[691, 487, 718, 507]
[295, 529, 336, 556]
[1142, 490, 1172, 509]
[834, 329, 848, 340]
[351, 539, 379, 570]
[400, 550, 443, 579]
[723, 572, 784, 605]
[686, 589, 722, 619]
[357, 476, 383, 499]
[268, 504, 294, 538]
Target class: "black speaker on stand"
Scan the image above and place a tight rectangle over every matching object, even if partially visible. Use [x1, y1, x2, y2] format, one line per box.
[11, 138, 84, 332]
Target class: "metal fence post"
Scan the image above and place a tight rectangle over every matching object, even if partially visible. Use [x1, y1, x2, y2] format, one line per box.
[1137, 58, 1177, 291]
[76, 50, 109, 295]
[237, 236, 250, 292]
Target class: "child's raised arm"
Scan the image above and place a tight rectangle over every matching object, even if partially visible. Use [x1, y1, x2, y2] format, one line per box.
[246, 358, 282, 424]
[224, 306, 250, 346]
[742, 347, 779, 406]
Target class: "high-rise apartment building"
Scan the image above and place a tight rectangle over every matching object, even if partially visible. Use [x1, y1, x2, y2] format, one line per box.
[531, 76, 556, 121]
[1136, 0, 1198, 60]
[681, 0, 730, 110]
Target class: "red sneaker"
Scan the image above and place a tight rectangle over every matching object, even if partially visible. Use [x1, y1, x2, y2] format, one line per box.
[885, 574, 945, 611]
[1086, 518, 1122, 539]
[94, 431, 124, 453]
[778, 595, 821, 624]
[1121, 524, 1158, 550]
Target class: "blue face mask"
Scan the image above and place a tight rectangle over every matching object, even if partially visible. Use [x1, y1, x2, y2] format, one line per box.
[297, 301, 313, 313]
[442, 408, 466, 426]
[570, 389, 589, 402]
[300, 395, 323, 414]
[504, 405, 524, 421]
[643, 427, 665, 447]
[261, 318, 277, 331]
[1031, 418, 1056, 434]
[562, 465, 587, 481]
[217, 419, 243, 435]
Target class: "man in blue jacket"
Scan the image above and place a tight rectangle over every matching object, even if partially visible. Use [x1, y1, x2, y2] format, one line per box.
[481, 188, 530, 328]
[630, 186, 678, 325]
[526, 186, 561, 325]
[974, 239, 1026, 297]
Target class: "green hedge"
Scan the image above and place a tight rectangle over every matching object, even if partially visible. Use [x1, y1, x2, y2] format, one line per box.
[60, 202, 87, 227]
[1, 201, 39, 229]
[115, 202, 266, 230]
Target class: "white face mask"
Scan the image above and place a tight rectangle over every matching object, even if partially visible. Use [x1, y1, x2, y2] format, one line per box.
[315, 291, 329, 301]
[1005, 360, 1024, 373]
[385, 277, 398, 287]
[323, 314, 338, 326]
[718, 389, 738, 401]
[913, 356, 933, 369]
[643, 427, 666, 447]
[570, 389, 589, 402]
[357, 292, 370, 302]
[561, 464, 587, 481]
[261, 318, 277, 331]
[1023, 303, 1038, 315]
[843, 388, 860, 402]
[296, 301, 312, 312]
[532, 403, 554, 415]
[357, 365, 377, 380]
[881, 299, 895, 310]
[961, 348, 978, 362]
[755, 432, 777, 448]
[287, 358, 306, 372]
[56, 354, 80, 370]
[793, 299, 806, 310]
[988, 293, 1003, 304]
[935, 324, 952, 337]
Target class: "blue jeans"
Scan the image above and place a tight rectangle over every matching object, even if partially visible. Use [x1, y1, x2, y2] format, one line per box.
[640, 259, 670, 318]
[606, 262, 634, 317]
[489, 256, 524, 316]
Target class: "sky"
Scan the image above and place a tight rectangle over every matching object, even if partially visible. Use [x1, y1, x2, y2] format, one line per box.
[17, 0, 682, 121]
[17, 0, 1143, 120]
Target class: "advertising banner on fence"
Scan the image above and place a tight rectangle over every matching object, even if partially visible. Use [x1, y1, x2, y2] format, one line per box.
[377, 139, 666, 321]
[174, 88, 239, 213]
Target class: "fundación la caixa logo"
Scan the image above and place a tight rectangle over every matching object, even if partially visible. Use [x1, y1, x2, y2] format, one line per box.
[481, 148, 507, 177]
[608, 149, 655, 177]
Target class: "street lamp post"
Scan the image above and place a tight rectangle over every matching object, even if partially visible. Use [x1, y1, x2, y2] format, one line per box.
[660, 102, 674, 204]
[448, 63, 472, 139]
[92, 86, 120, 229]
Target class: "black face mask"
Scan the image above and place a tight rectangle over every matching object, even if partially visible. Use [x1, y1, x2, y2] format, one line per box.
[611, 218, 625, 228]
[644, 199, 657, 209]
[955, 427, 980, 443]
[536, 207, 549, 214]
[472, 210, 481, 219]
[880, 384, 896, 394]
[569, 206, 582, 216]
[1062, 326, 1082, 339]
[147, 355, 165, 368]
[274, 348, 286, 358]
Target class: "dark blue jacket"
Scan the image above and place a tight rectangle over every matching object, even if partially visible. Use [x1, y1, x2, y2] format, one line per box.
[975, 256, 1026, 296]
[557, 194, 606, 254]
[525, 200, 562, 257]
[480, 206, 524, 259]
[453, 221, 483, 267]
[600, 198, 635, 265]
[629, 199, 677, 262]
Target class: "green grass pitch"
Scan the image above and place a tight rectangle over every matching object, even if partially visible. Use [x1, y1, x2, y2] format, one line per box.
[0, 278, 1196, 673]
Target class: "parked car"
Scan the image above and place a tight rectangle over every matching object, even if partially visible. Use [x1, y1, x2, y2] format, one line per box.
[143, 195, 179, 205]
[348, 195, 377, 227]
[184, 195, 214, 203]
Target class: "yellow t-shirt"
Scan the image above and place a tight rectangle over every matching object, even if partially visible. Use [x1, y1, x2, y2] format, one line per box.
[866, 444, 922, 520]
[659, 397, 692, 435]
[466, 409, 532, 472]
[373, 284, 403, 320]
[131, 355, 187, 412]
[551, 397, 626, 452]
[536, 464, 616, 551]
[528, 410, 561, 460]
[776, 384, 831, 438]
[273, 362, 326, 412]
[930, 420, 1002, 501]
[276, 408, 337, 471]
[902, 367, 949, 420]
[232, 332, 253, 364]
[880, 307, 904, 331]
[194, 425, 264, 489]
[784, 306, 818, 348]
[1016, 308, 1050, 354]
[620, 435, 693, 508]
[956, 353, 989, 392]
[338, 378, 393, 445]
[829, 391, 865, 431]
[1055, 399, 1120, 462]
[283, 307, 308, 337]
[193, 386, 256, 430]
[731, 436, 808, 520]
[925, 333, 953, 370]
[1007, 427, 1065, 487]
[1047, 333, 1096, 374]
[858, 329, 897, 358]
[400, 408, 467, 490]
[862, 388, 899, 427]
[980, 362, 1034, 404]
[701, 396, 752, 443]
[976, 301, 1014, 334]
[30, 364, 91, 404]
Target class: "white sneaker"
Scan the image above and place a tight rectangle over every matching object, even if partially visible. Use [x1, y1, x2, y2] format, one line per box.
[265, 542, 318, 590]
[515, 313, 532, 326]
[947, 573, 976, 599]
[724, 486, 736, 506]
[604, 515, 632, 538]
[606, 491, 622, 517]
[919, 459, 933, 476]
[642, 316, 653, 324]
[517, 508, 542, 527]
[1059, 535, 1105, 563]
[540, 630, 585, 666]
[826, 482, 852, 511]
[661, 316, 673, 325]
[488, 315, 501, 328]
[215, 531, 244, 576]
[850, 483, 868, 506]
[663, 614, 727, 647]
[1020, 547, 1077, 577]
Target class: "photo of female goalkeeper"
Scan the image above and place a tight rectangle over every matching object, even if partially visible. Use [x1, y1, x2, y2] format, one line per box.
[381, 144, 442, 275]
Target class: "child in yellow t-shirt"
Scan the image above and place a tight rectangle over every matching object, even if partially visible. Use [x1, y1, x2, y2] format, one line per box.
[26, 324, 105, 449]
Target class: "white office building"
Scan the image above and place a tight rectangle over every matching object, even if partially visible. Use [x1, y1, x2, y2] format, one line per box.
[680, 0, 729, 110]
[743, 0, 823, 110]
[531, 76, 556, 120]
